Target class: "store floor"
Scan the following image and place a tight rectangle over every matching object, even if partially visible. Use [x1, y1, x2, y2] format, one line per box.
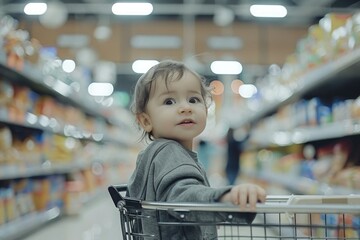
[22, 194, 122, 240]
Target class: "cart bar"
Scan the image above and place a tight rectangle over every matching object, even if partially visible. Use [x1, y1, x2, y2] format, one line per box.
[108, 185, 360, 214]
[140, 200, 360, 214]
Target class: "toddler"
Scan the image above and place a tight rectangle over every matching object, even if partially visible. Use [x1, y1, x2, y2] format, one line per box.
[127, 59, 266, 239]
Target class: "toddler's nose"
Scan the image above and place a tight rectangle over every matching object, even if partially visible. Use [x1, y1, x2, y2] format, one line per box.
[178, 102, 192, 114]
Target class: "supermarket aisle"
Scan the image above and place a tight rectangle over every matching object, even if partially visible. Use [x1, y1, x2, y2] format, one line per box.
[22, 194, 122, 240]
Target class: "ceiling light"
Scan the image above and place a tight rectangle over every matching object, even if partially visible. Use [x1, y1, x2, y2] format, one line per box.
[88, 83, 114, 96]
[210, 61, 242, 75]
[24, 3, 47, 15]
[132, 60, 159, 73]
[250, 5, 287, 18]
[62, 59, 76, 73]
[239, 84, 257, 98]
[112, 2, 153, 16]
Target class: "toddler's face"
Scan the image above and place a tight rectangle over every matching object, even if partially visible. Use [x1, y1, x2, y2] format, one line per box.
[139, 70, 207, 150]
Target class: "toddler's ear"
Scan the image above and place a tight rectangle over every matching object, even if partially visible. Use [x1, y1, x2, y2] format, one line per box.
[137, 113, 152, 133]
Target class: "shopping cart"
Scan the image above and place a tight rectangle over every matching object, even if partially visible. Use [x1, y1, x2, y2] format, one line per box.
[108, 184, 360, 239]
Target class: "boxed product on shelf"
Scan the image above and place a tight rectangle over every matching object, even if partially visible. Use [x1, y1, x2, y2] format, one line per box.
[294, 100, 308, 127]
[63, 179, 83, 215]
[0, 190, 4, 225]
[43, 133, 81, 163]
[252, 147, 302, 176]
[8, 85, 31, 123]
[0, 126, 12, 166]
[302, 140, 351, 183]
[306, 97, 330, 125]
[47, 175, 65, 210]
[321, 213, 360, 238]
[32, 176, 65, 212]
[311, 146, 335, 181]
[13, 179, 35, 217]
[332, 98, 354, 122]
[254, 95, 359, 136]
[319, 13, 352, 58]
[351, 96, 360, 119]
[23, 38, 42, 65]
[33, 96, 57, 119]
[316, 99, 333, 125]
[346, 12, 360, 49]
[331, 166, 360, 189]
[0, 179, 39, 224]
[32, 178, 50, 211]
[0, 80, 13, 113]
[12, 133, 43, 166]
[63, 105, 86, 129]
[3, 187, 18, 223]
[275, 151, 302, 175]
[3, 29, 27, 71]
[1, 16, 42, 72]
[277, 12, 358, 96]
[275, 105, 297, 130]
[81, 168, 97, 193]
[296, 29, 328, 71]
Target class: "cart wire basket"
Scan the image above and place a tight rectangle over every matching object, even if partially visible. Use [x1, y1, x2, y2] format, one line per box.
[108, 184, 360, 240]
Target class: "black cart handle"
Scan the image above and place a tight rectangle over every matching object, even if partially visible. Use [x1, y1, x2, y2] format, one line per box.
[108, 184, 143, 209]
[108, 184, 127, 207]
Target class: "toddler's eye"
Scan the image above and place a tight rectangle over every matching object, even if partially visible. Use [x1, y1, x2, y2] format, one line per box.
[164, 98, 176, 105]
[189, 97, 202, 104]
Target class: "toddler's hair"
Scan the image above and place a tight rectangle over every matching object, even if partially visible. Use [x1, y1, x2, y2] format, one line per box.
[130, 59, 212, 141]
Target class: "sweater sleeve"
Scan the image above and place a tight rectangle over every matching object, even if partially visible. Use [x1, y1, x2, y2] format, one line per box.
[153, 142, 231, 203]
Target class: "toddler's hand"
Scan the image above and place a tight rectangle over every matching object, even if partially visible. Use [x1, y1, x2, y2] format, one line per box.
[220, 184, 266, 211]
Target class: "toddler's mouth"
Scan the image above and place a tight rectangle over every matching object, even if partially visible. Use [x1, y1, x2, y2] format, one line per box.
[179, 119, 195, 125]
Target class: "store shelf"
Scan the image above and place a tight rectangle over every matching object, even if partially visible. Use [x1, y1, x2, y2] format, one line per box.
[0, 188, 106, 240]
[0, 161, 91, 180]
[0, 58, 128, 129]
[236, 48, 360, 127]
[1, 113, 82, 137]
[0, 114, 128, 145]
[0, 207, 61, 240]
[246, 171, 360, 195]
[250, 119, 360, 147]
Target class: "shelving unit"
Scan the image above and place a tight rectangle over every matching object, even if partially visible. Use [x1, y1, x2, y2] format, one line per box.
[246, 170, 360, 195]
[250, 119, 360, 147]
[0, 54, 129, 131]
[234, 47, 360, 127]
[0, 207, 61, 240]
[239, 47, 360, 195]
[0, 51, 136, 239]
[0, 161, 91, 180]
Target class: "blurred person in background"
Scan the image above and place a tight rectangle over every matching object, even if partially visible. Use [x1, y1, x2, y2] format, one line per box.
[196, 139, 213, 172]
[225, 127, 249, 185]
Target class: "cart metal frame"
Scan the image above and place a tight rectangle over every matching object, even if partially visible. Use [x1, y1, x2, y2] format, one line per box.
[108, 184, 360, 239]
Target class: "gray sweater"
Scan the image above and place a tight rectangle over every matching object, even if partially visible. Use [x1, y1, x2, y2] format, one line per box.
[127, 138, 232, 239]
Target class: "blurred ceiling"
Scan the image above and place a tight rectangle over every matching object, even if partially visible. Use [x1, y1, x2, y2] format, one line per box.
[2, 0, 360, 26]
